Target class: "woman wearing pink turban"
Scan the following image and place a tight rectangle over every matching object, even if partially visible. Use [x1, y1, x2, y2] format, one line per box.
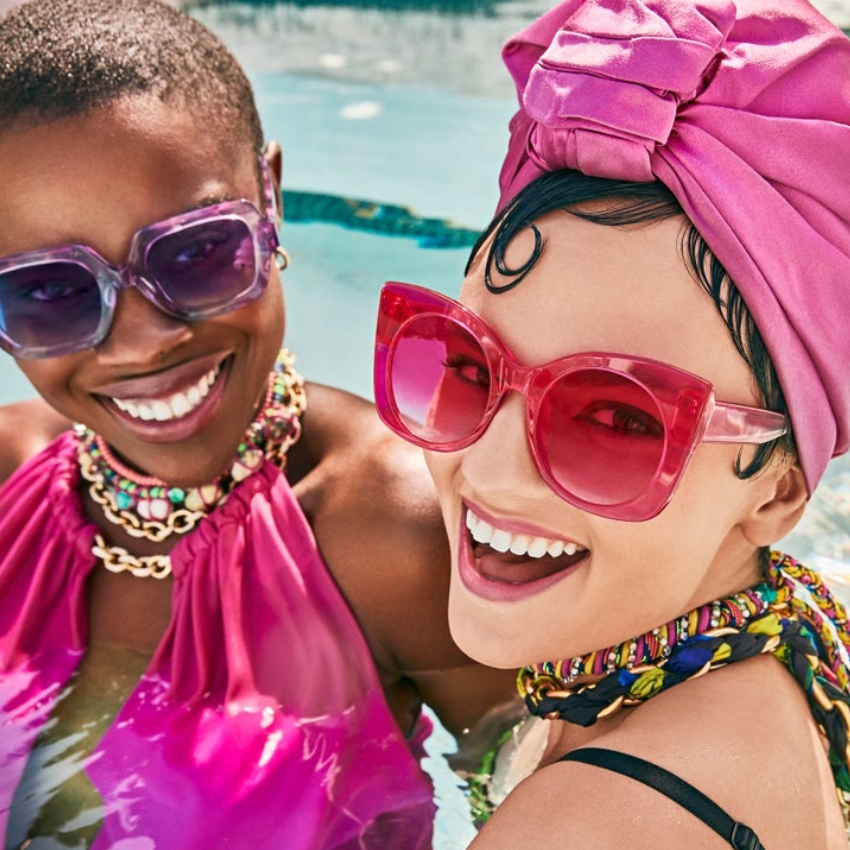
[373, 0, 850, 845]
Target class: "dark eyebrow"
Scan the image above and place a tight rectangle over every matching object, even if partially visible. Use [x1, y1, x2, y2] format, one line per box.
[190, 192, 247, 211]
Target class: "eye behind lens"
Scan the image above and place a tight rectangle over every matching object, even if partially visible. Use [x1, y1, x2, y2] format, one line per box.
[0, 260, 102, 352]
[538, 370, 667, 508]
[146, 219, 258, 312]
[390, 314, 492, 447]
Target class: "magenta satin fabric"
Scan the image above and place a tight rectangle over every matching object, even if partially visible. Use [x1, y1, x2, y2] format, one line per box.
[0, 432, 436, 849]
[497, 0, 850, 492]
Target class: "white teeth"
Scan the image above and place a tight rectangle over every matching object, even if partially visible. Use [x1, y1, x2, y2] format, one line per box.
[489, 529, 512, 553]
[467, 510, 495, 545]
[527, 537, 549, 558]
[114, 398, 140, 418]
[111, 364, 221, 423]
[509, 535, 530, 556]
[170, 393, 191, 418]
[152, 400, 172, 421]
[466, 507, 586, 560]
[200, 368, 216, 397]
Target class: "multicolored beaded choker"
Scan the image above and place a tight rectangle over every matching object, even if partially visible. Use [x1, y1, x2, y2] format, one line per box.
[77, 348, 306, 578]
[518, 552, 850, 816]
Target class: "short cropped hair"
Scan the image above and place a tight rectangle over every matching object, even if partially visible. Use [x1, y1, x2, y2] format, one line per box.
[0, 0, 263, 151]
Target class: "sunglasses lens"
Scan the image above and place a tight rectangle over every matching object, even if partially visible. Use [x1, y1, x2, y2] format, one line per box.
[147, 218, 259, 313]
[538, 370, 666, 507]
[389, 314, 492, 445]
[0, 261, 102, 353]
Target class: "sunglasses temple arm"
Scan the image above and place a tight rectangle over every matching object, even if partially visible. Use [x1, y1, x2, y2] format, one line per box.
[703, 401, 788, 445]
[258, 156, 279, 221]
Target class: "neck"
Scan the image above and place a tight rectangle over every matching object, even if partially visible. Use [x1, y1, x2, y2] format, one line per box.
[519, 552, 850, 726]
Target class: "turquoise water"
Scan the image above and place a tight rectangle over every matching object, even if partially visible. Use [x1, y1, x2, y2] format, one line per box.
[1, 3, 849, 846]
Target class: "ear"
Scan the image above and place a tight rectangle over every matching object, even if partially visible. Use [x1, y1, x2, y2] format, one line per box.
[740, 458, 808, 547]
[263, 140, 283, 223]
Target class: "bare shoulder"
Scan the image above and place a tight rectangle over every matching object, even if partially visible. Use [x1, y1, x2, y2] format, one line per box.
[0, 397, 71, 484]
[290, 382, 455, 653]
[292, 382, 439, 519]
[291, 383, 517, 735]
[473, 657, 846, 849]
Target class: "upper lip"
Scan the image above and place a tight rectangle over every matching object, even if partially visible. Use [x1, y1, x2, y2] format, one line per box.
[91, 352, 230, 401]
[462, 498, 587, 549]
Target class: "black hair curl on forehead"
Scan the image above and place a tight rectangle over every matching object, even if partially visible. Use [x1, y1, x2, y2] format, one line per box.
[467, 168, 796, 484]
[0, 0, 263, 153]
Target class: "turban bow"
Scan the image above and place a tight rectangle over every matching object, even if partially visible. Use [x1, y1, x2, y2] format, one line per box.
[498, 0, 850, 491]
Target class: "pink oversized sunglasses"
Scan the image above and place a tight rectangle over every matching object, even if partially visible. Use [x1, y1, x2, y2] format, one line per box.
[0, 158, 279, 360]
[374, 282, 788, 522]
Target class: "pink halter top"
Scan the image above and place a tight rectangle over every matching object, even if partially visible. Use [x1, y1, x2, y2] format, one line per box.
[0, 431, 436, 848]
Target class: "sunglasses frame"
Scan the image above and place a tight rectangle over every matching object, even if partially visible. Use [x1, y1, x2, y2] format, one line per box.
[375, 281, 788, 521]
[0, 157, 279, 360]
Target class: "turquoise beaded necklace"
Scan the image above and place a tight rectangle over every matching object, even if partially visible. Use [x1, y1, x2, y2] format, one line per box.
[78, 348, 306, 546]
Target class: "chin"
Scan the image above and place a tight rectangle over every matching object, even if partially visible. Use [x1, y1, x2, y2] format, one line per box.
[448, 600, 541, 671]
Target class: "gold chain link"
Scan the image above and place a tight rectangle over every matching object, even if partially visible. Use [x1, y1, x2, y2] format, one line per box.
[92, 533, 172, 579]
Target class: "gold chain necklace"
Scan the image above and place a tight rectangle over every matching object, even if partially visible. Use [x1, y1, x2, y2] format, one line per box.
[82, 348, 306, 578]
[92, 533, 173, 579]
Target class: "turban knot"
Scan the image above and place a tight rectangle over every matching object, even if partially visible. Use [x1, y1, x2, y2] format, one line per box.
[513, 0, 735, 183]
[497, 0, 850, 492]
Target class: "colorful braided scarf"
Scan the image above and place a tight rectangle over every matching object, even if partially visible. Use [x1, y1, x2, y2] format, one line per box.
[518, 552, 850, 813]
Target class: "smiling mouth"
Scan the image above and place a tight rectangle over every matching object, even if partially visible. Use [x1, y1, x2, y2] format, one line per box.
[110, 364, 222, 423]
[465, 506, 589, 585]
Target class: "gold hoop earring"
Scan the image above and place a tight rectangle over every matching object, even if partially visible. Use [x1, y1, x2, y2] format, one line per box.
[274, 247, 290, 272]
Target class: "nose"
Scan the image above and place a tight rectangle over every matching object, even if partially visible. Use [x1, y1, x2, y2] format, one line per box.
[460, 391, 550, 503]
[95, 286, 194, 367]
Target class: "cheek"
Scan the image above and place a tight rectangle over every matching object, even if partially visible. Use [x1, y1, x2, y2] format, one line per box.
[16, 357, 81, 418]
[424, 449, 458, 514]
[598, 444, 761, 593]
[254, 275, 285, 343]
[670, 445, 754, 528]
[268, 274, 286, 339]
[232, 277, 285, 370]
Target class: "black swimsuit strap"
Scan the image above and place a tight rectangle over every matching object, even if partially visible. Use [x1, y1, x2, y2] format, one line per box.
[558, 748, 765, 850]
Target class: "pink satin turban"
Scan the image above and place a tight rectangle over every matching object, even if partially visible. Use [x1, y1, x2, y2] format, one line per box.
[498, 0, 850, 492]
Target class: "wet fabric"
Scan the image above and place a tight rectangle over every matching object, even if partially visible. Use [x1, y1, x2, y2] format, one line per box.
[496, 0, 850, 492]
[0, 431, 436, 849]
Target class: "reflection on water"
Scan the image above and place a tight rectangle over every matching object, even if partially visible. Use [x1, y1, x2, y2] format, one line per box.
[5, 644, 146, 850]
[186, 0, 556, 96]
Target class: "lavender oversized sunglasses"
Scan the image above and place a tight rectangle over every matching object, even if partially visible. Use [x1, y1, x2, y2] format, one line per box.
[0, 158, 280, 359]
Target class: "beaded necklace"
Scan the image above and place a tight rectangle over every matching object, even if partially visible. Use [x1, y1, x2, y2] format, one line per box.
[78, 348, 306, 578]
[518, 551, 850, 819]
